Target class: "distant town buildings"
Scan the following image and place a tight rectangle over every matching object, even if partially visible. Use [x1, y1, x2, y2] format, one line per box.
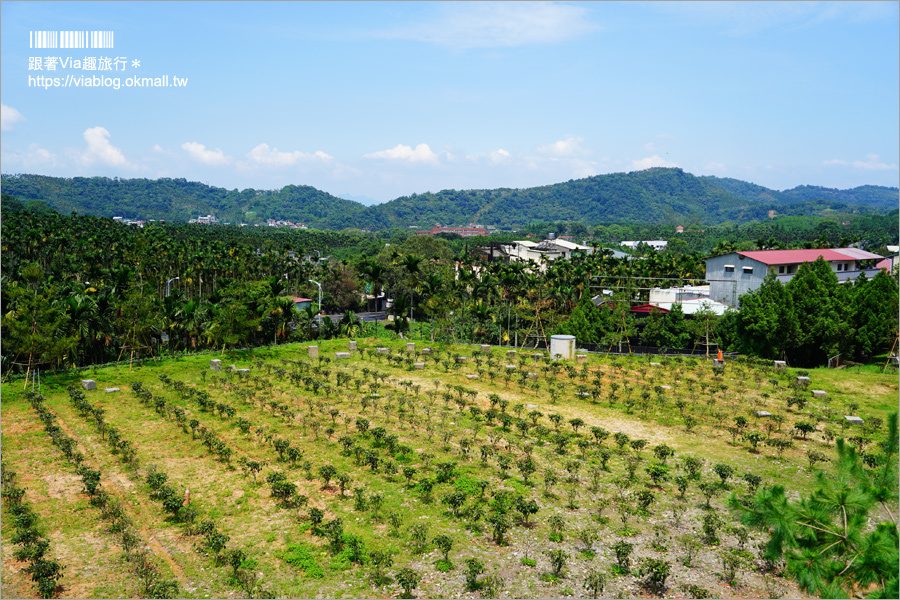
[621, 240, 668, 252]
[416, 223, 492, 237]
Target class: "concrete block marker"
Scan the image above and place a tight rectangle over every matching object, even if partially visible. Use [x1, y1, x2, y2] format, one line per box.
[480, 345, 491, 353]
[505, 365, 517, 371]
[210, 359, 222, 371]
[576, 355, 587, 364]
[796, 376, 811, 385]
[349, 341, 357, 351]
[507, 350, 517, 358]
[773, 360, 787, 370]
[414, 363, 425, 370]
[236, 368, 250, 374]
[755, 411, 772, 418]
[713, 359, 724, 368]
[649, 362, 662, 367]
[81, 380, 96, 390]
[455, 356, 467, 363]
[466, 374, 479, 380]
[377, 347, 389, 355]
[421, 348, 432, 355]
[811, 390, 827, 398]
[335, 352, 351, 360]
[845, 416, 863, 424]
[308, 346, 318, 359]
[104, 387, 120, 393]
[407, 343, 415, 352]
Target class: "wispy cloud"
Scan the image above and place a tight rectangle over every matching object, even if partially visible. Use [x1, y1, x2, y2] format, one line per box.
[244, 143, 332, 167]
[181, 142, 231, 166]
[656, 1, 897, 36]
[1, 104, 25, 131]
[632, 155, 679, 170]
[364, 143, 440, 164]
[383, 1, 599, 49]
[537, 135, 590, 158]
[2, 143, 59, 170]
[823, 153, 897, 171]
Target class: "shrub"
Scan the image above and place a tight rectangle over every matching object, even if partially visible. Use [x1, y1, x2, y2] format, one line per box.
[637, 557, 671, 595]
[612, 540, 633, 574]
[463, 557, 485, 591]
[396, 566, 420, 599]
[584, 569, 606, 598]
[546, 549, 569, 578]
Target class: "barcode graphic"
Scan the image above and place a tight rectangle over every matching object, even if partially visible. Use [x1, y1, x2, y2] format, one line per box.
[30, 30, 114, 49]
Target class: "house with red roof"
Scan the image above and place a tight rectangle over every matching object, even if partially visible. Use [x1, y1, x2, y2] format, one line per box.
[705, 248, 884, 307]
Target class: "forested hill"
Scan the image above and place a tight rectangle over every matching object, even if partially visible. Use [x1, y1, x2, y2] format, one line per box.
[0, 174, 381, 230]
[699, 176, 899, 210]
[2, 169, 896, 230]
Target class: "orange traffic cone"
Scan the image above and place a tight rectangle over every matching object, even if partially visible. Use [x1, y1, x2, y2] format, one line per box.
[717, 349, 724, 361]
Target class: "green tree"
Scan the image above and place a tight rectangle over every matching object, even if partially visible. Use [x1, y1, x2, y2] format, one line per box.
[2, 264, 76, 385]
[734, 273, 798, 359]
[852, 270, 899, 358]
[787, 257, 854, 366]
[729, 413, 898, 598]
[552, 292, 605, 344]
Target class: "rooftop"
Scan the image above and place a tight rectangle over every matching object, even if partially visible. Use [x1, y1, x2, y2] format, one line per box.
[732, 248, 883, 265]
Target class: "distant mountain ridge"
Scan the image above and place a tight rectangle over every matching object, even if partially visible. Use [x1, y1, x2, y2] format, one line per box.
[2, 169, 896, 230]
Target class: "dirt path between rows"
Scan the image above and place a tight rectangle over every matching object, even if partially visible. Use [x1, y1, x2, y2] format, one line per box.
[50, 411, 188, 584]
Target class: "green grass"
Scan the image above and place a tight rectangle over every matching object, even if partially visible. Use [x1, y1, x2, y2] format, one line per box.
[282, 543, 326, 579]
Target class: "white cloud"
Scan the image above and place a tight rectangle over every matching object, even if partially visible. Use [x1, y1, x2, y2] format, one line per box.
[74, 126, 133, 167]
[245, 143, 333, 167]
[1, 104, 25, 131]
[385, 1, 599, 49]
[364, 143, 439, 164]
[2, 143, 58, 169]
[488, 149, 511, 164]
[823, 154, 897, 171]
[852, 154, 896, 171]
[181, 141, 231, 166]
[537, 135, 589, 157]
[702, 161, 727, 173]
[632, 155, 679, 170]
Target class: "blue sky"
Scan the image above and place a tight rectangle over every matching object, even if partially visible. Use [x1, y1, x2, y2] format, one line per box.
[2, 1, 898, 203]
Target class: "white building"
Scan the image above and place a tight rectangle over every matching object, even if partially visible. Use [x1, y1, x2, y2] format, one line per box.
[621, 240, 668, 252]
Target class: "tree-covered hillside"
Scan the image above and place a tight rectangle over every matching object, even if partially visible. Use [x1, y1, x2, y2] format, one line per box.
[0, 175, 382, 230]
[2, 169, 896, 230]
[700, 175, 899, 210]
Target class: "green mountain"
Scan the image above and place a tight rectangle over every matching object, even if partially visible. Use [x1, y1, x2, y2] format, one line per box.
[2, 169, 895, 230]
[699, 176, 899, 210]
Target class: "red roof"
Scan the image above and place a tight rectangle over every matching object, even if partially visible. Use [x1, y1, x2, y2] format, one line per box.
[291, 297, 313, 302]
[737, 248, 883, 266]
[631, 304, 669, 314]
[877, 258, 893, 272]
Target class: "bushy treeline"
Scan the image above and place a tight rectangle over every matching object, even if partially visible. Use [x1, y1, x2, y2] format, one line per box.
[2, 202, 896, 376]
[722, 259, 899, 366]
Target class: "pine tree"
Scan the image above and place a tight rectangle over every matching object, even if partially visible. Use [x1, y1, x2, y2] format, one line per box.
[729, 413, 898, 598]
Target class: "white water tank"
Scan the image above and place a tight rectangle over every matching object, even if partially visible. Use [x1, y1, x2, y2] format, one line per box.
[550, 335, 576, 360]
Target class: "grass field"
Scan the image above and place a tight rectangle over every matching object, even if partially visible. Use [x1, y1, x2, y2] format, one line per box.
[2, 339, 897, 599]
